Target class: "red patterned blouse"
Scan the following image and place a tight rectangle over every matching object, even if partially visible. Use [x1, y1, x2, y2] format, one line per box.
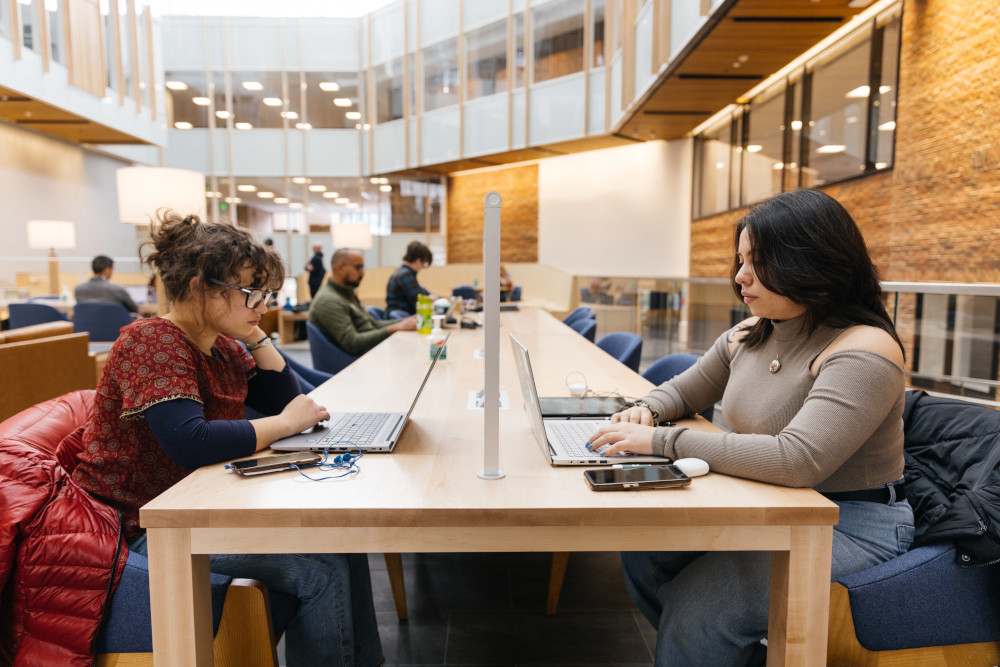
[72, 318, 255, 542]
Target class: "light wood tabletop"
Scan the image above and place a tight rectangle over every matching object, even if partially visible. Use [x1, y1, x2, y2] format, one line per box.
[142, 307, 838, 666]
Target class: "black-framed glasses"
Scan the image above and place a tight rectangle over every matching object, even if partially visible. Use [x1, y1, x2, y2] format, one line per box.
[209, 279, 273, 309]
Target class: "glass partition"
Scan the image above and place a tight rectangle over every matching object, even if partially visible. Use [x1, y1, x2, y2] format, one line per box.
[873, 12, 900, 170]
[423, 38, 459, 111]
[465, 18, 507, 99]
[0, 0, 9, 41]
[165, 70, 211, 128]
[305, 71, 361, 128]
[592, 0, 605, 67]
[743, 84, 785, 204]
[532, 0, 584, 84]
[118, 0, 133, 100]
[19, 0, 37, 52]
[45, 0, 64, 64]
[375, 58, 404, 123]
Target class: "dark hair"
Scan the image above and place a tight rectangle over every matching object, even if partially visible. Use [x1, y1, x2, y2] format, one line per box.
[731, 189, 903, 354]
[403, 241, 433, 265]
[92, 255, 114, 274]
[141, 211, 284, 304]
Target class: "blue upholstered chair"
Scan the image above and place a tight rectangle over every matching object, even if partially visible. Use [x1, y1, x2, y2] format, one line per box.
[8, 302, 67, 328]
[595, 332, 642, 373]
[305, 321, 359, 375]
[452, 285, 478, 301]
[641, 353, 714, 422]
[563, 306, 594, 325]
[387, 309, 411, 320]
[511, 285, 522, 302]
[73, 302, 133, 342]
[568, 316, 597, 342]
[277, 347, 332, 393]
[366, 305, 385, 320]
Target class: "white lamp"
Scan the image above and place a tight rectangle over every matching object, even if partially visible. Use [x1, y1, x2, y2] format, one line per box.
[116, 167, 207, 224]
[26, 220, 76, 296]
[331, 224, 373, 250]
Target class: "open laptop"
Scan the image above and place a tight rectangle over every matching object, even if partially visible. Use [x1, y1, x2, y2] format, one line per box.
[272, 334, 449, 453]
[509, 334, 670, 466]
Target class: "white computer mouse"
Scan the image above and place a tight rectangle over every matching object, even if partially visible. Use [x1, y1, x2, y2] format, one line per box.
[673, 458, 710, 477]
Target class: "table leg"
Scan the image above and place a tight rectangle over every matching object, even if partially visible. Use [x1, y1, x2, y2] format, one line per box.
[147, 527, 215, 666]
[766, 525, 833, 666]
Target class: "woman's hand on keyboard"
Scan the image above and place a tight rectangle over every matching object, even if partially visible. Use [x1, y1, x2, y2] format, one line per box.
[587, 422, 655, 457]
[279, 395, 331, 437]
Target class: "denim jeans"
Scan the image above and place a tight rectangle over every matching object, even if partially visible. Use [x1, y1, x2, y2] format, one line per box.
[131, 536, 383, 666]
[621, 498, 915, 667]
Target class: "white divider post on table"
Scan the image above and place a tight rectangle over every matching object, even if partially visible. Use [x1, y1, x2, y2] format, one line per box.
[478, 191, 505, 480]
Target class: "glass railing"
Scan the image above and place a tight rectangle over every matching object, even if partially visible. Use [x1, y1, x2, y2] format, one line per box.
[578, 276, 1000, 406]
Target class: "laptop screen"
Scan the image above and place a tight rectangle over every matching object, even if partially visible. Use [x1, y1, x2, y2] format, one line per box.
[508, 334, 553, 459]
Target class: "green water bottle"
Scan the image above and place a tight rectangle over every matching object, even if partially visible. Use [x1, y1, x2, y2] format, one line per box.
[416, 294, 432, 334]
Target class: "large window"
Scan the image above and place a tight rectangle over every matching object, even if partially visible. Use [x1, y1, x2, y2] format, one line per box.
[532, 0, 584, 84]
[743, 84, 785, 204]
[592, 0, 605, 67]
[305, 71, 362, 129]
[872, 13, 900, 170]
[465, 19, 507, 99]
[423, 38, 459, 111]
[19, 0, 37, 52]
[165, 71, 210, 129]
[46, 0, 65, 64]
[375, 58, 404, 123]
[695, 119, 734, 218]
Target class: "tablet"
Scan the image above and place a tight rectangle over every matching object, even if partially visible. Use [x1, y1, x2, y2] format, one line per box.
[538, 396, 625, 418]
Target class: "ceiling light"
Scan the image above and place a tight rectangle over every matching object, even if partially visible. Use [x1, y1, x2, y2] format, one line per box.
[274, 197, 289, 204]
[242, 81, 263, 91]
[791, 120, 802, 131]
[333, 98, 352, 107]
[193, 97, 211, 106]
[378, 178, 389, 184]
[173, 121, 193, 129]
[772, 162, 784, 170]
[845, 85, 870, 98]
[235, 122, 253, 130]
[737, 55, 749, 63]
[263, 97, 283, 106]
[346, 202, 360, 208]
[323, 192, 340, 198]
[746, 144, 763, 153]
[816, 144, 846, 154]
[379, 185, 392, 192]
[289, 202, 303, 209]
[334, 197, 349, 204]
[345, 111, 361, 120]
[236, 184, 257, 192]
[715, 162, 725, 169]
[309, 185, 327, 192]
[257, 192, 275, 198]
[369, 177, 380, 184]
[224, 197, 242, 204]
[355, 123, 362, 130]
[165, 81, 188, 91]
[879, 85, 891, 94]
[280, 111, 299, 119]
[846, 115, 859, 124]
[875, 162, 888, 169]
[295, 122, 313, 130]
[292, 177, 310, 184]
[205, 192, 219, 198]
[362, 123, 370, 130]
[215, 110, 232, 119]
[879, 120, 896, 131]
[319, 82, 341, 92]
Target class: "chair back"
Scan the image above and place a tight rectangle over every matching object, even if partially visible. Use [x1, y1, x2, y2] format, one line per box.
[511, 286, 522, 301]
[366, 305, 385, 320]
[569, 317, 597, 342]
[596, 332, 643, 372]
[452, 285, 478, 300]
[8, 302, 67, 328]
[305, 321, 359, 375]
[276, 347, 332, 393]
[73, 302, 133, 342]
[563, 306, 593, 325]
[642, 353, 714, 422]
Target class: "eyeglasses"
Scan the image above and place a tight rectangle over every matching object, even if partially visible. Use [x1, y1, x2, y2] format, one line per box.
[209, 279, 273, 309]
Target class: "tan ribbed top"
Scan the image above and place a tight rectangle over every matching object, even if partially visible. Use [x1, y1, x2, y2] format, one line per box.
[645, 316, 905, 492]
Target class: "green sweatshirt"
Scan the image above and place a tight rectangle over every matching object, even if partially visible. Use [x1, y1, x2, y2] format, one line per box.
[307, 279, 393, 356]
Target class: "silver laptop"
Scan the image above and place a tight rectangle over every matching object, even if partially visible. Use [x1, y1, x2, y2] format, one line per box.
[272, 334, 449, 453]
[509, 334, 670, 466]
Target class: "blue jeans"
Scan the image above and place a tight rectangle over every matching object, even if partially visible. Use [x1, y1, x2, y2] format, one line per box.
[131, 536, 383, 666]
[621, 498, 914, 667]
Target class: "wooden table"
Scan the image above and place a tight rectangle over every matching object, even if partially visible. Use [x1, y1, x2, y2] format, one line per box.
[277, 309, 309, 344]
[142, 307, 838, 666]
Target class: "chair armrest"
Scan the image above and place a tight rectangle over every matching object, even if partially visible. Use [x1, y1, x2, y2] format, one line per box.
[835, 544, 1000, 650]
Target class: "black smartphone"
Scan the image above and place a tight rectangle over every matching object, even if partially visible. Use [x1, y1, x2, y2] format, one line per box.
[584, 464, 691, 491]
[230, 452, 322, 476]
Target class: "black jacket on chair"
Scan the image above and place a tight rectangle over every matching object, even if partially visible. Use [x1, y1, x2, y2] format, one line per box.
[902, 390, 1000, 567]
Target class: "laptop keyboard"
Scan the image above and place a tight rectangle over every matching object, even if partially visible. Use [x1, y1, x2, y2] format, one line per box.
[316, 412, 392, 447]
[548, 420, 601, 457]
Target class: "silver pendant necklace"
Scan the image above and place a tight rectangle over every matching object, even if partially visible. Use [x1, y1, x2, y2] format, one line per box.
[769, 336, 782, 374]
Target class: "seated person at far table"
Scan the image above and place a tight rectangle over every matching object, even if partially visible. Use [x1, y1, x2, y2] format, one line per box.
[74, 255, 139, 313]
[385, 240, 437, 315]
[70, 212, 383, 666]
[311, 248, 417, 355]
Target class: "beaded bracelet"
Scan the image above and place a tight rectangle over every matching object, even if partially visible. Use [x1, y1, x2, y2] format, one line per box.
[245, 335, 271, 352]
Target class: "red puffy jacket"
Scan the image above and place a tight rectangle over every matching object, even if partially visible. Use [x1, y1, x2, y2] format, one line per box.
[0, 390, 128, 666]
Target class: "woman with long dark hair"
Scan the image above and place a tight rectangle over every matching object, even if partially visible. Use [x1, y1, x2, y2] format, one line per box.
[588, 189, 914, 666]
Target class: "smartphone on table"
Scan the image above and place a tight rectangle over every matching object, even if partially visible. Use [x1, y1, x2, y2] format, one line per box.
[230, 452, 322, 476]
[584, 464, 691, 491]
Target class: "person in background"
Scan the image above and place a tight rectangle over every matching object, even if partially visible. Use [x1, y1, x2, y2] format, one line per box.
[385, 241, 437, 315]
[71, 213, 383, 666]
[588, 189, 913, 666]
[74, 255, 139, 313]
[500, 265, 514, 296]
[305, 242, 325, 299]
[312, 248, 417, 355]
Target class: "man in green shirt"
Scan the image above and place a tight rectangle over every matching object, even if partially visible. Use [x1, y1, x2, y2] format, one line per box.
[309, 248, 417, 356]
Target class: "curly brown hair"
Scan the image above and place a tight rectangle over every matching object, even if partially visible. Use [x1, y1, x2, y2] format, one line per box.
[142, 210, 284, 305]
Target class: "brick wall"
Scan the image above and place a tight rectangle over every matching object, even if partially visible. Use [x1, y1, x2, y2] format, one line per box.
[692, 0, 1000, 283]
[446, 164, 539, 263]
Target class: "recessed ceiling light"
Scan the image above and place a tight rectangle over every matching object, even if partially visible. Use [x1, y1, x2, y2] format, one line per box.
[295, 122, 313, 130]
[309, 185, 327, 192]
[274, 197, 289, 204]
[257, 192, 275, 198]
[345, 111, 361, 120]
[237, 185, 257, 192]
[280, 111, 299, 119]
[322, 192, 340, 198]
[289, 202, 303, 209]
[845, 86, 870, 98]
[333, 98, 352, 107]
[215, 110, 232, 119]
[746, 144, 763, 153]
[235, 122, 253, 130]
[379, 185, 392, 192]
[224, 197, 242, 204]
[875, 162, 888, 169]
[878, 121, 896, 131]
[319, 82, 341, 92]
[791, 120, 802, 131]
[816, 144, 846, 154]
[263, 97, 283, 107]
[362, 123, 370, 130]
[165, 81, 188, 91]
[173, 121, 193, 129]
[242, 81, 263, 91]
[292, 177, 310, 184]
[193, 97, 211, 106]
[334, 197, 349, 204]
